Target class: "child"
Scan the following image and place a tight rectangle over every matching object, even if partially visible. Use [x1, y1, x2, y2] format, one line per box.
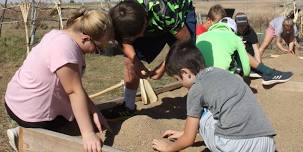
[196, 5, 228, 36]
[4, 8, 112, 152]
[196, 5, 251, 77]
[235, 12, 293, 85]
[197, 4, 293, 85]
[101, 0, 196, 119]
[152, 40, 276, 152]
[259, 16, 298, 61]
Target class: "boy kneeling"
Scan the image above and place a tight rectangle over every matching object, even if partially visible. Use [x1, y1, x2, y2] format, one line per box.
[152, 40, 276, 152]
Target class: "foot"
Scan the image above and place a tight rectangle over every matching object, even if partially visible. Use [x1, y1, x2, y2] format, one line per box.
[7, 127, 19, 151]
[262, 70, 293, 85]
[249, 70, 262, 78]
[100, 103, 136, 121]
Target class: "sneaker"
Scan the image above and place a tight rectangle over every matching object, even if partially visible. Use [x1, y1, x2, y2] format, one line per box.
[101, 103, 136, 120]
[262, 70, 293, 85]
[7, 127, 19, 151]
[249, 71, 262, 78]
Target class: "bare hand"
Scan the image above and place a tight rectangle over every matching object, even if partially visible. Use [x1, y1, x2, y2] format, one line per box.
[162, 130, 183, 141]
[152, 139, 170, 152]
[93, 112, 112, 133]
[149, 62, 165, 80]
[82, 132, 103, 152]
[134, 58, 150, 79]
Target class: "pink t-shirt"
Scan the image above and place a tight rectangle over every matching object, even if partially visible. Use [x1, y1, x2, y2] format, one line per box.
[5, 30, 85, 122]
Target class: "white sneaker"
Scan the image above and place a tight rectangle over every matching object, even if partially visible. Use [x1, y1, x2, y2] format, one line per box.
[249, 71, 262, 78]
[7, 127, 19, 151]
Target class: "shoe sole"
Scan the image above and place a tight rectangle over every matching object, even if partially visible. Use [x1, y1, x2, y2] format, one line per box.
[262, 78, 291, 85]
[249, 73, 262, 78]
[7, 129, 18, 151]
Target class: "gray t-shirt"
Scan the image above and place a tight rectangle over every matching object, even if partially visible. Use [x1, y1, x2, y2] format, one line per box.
[187, 67, 275, 139]
[270, 16, 297, 36]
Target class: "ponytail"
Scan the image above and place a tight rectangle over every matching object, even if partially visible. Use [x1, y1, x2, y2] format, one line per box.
[66, 8, 112, 40]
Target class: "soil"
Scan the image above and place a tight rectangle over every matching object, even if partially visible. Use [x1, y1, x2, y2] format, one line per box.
[103, 54, 303, 152]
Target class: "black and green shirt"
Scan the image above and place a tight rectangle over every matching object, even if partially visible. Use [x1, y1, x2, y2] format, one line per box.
[136, 0, 193, 34]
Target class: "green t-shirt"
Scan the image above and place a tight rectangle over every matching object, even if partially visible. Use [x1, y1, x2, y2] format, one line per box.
[196, 23, 250, 76]
[136, 0, 193, 34]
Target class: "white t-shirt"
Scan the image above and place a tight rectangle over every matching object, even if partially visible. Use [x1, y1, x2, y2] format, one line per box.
[269, 16, 297, 36]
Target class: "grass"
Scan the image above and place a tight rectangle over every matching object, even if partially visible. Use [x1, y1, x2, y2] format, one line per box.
[0, 26, 174, 151]
[2, 1, 301, 151]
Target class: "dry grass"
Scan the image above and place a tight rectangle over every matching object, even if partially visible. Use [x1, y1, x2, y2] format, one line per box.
[1, 0, 302, 151]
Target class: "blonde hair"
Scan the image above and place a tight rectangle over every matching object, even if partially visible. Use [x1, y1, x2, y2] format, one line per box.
[66, 8, 112, 40]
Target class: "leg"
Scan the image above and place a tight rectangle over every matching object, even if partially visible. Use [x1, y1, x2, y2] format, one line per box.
[123, 57, 140, 110]
[259, 27, 275, 61]
[5, 102, 81, 136]
[248, 53, 260, 69]
[214, 136, 276, 152]
[101, 34, 169, 119]
[199, 109, 219, 152]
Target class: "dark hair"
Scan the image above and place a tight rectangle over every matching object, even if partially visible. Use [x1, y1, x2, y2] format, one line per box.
[207, 4, 226, 23]
[235, 12, 248, 25]
[109, 1, 147, 44]
[165, 40, 205, 77]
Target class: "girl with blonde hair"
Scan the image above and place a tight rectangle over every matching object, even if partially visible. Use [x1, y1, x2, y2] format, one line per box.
[5, 8, 113, 152]
[259, 16, 298, 62]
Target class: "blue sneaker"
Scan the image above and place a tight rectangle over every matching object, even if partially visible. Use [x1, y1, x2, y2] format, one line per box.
[249, 71, 262, 78]
[262, 70, 293, 85]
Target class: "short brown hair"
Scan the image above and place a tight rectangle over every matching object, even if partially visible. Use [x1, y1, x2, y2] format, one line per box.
[207, 4, 226, 23]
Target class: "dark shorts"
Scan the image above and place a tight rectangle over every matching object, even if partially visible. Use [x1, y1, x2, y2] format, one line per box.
[4, 102, 81, 136]
[134, 9, 197, 63]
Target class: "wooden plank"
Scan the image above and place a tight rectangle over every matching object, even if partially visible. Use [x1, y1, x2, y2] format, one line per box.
[89, 80, 124, 98]
[154, 82, 182, 95]
[139, 79, 148, 104]
[143, 79, 157, 103]
[18, 127, 126, 152]
[250, 80, 303, 92]
[94, 81, 182, 109]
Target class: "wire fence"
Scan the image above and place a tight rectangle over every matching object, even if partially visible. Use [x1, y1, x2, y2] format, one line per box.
[0, 0, 303, 52]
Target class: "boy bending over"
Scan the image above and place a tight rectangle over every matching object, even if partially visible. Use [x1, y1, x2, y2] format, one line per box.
[152, 40, 276, 152]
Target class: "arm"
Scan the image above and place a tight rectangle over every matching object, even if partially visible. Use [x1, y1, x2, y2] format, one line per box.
[122, 43, 149, 78]
[252, 43, 261, 63]
[288, 38, 296, 54]
[152, 116, 200, 152]
[56, 64, 102, 152]
[236, 39, 251, 76]
[150, 61, 165, 80]
[276, 36, 290, 53]
[86, 94, 112, 133]
[175, 26, 191, 41]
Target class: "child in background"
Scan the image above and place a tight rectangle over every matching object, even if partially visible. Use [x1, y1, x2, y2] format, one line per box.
[152, 40, 276, 152]
[197, 4, 293, 85]
[196, 4, 226, 36]
[235, 12, 293, 85]
[5, 8, 112, 152]
[259, 16, 299, 61]
[196, 5, 251, 77]
[102, 0, 196, 119]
